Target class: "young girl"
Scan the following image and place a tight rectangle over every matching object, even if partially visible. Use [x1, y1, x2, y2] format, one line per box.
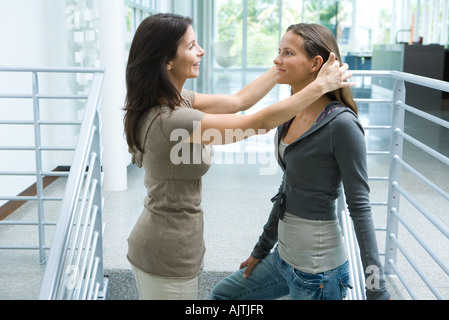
[124, 14, 353, 300]
[211, 23, 391, 300]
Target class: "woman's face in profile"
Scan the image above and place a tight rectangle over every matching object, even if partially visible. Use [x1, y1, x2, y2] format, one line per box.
[273, 30, 320, 93]
[166, 26, 205, 82]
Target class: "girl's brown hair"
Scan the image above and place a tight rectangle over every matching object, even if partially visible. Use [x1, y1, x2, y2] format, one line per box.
[287, 23, 358, 115]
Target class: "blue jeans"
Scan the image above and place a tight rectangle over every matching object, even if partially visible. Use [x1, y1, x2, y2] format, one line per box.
[211, 248, 350, 300]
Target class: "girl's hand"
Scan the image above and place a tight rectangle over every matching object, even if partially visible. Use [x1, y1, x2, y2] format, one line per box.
[316, 52, 355, 93]
[239, 255, 261, 279]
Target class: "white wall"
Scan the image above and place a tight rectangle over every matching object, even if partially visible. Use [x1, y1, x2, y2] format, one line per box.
[0, 0, 184, 205]
[0, 0, 76, 205]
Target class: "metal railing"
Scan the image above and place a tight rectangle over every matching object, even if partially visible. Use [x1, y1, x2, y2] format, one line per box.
[0, 67, 107, 300]
[339, 70, 449, 300]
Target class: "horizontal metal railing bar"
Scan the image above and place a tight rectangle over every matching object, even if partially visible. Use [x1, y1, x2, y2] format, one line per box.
[0, 120, 82, 125]
[0, 146, 36, 151]
[368, 177, 389, 181]
[394, 129, 449, 167]
[390, 208, 449, 279]
[0, 222, 94, 228]
[0, 221, 56, 226]
[389, 233, 443, 300]
[370, 202, 388, 206]
[396, 102, 449, 130]
[0, 171, 38, 176]
[0, 94, 33, 99]
[387, 258, 418, 299]
[0, 171, 70, 177]
[390, 71, 449, 94]
[0, 120, 33, 125]
[0, 196, 91, 202]
[41, 147, 76, 151]
[0, 66, 105, 73]
[0, 94, 88, 100]
[0, 146, 75, 151]
[367, 151, 390, 155]
[392, 182, 449, 240]
[40, 171, 70, 177]
[394, 155, 449, 203]
[354, 99, 392, 104]
[0, 246, 51, 250]
[38, 94, 89, 100]
[0, 196, 63, 201]
[39, 121, 82, 125]
[364, 125, 392, 130]
[351, 70, 393, 77]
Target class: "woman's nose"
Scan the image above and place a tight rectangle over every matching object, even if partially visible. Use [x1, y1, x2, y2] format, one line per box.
[198, 45, 205, 56]
[273, 54, 281, 65]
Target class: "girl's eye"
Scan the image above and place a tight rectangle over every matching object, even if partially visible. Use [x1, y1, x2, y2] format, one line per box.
[278, 49, 292, 56]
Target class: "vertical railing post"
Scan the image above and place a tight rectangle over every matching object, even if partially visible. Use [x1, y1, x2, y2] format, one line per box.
[384, 79, 406, 275]
[31, 72, 46, 264]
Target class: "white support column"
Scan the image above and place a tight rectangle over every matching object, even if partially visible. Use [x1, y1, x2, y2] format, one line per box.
[349, 0, 357, 52]
[413, 0, 421, 43]
[423, 0, 430, 44]
[442, 0, 448, 47]
[97, 0, 128, 191]
[431, 0, 440, 44]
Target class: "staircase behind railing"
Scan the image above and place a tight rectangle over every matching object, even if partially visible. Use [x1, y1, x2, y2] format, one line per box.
[0, 67, 107, 300]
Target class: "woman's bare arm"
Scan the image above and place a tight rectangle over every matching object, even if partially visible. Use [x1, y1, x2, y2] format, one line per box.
[192, 67, 277, 114]
[191, 53, 353, 145]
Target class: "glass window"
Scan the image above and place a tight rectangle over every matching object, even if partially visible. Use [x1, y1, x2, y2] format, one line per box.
[125, 0, 158, 51]
[215, 0, 244, 68]
[246, 0, 281, 68]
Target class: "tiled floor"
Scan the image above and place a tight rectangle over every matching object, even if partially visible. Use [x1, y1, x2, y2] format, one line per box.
[1, 71, 449, 300]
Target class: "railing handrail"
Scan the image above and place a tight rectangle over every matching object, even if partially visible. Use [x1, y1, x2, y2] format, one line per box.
[1, 67, 106, 300]
[390, 71, 449, 94]
[340, 69, 449, 300]
[37, 71, 105, 300]
[352, 70, 449, 94]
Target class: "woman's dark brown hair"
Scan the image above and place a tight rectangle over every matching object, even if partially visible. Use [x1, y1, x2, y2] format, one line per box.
[287, 23, 358, 115]
[123, 13, 193, 153]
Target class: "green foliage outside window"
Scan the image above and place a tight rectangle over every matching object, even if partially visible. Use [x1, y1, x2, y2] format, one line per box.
[215, 0, 345, 68]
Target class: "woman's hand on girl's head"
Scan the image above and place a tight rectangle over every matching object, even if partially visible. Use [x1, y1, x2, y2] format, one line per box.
[316, 52, 355, 94]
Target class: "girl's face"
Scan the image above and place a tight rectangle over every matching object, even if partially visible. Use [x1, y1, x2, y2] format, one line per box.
[166, 26, 205, 85]
[273, 30, 323, 93]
